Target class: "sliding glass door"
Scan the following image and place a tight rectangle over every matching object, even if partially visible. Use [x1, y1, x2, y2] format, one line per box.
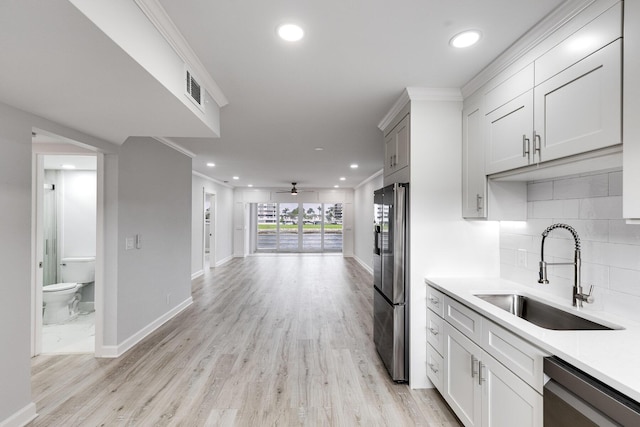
[256, 202, 342, 253]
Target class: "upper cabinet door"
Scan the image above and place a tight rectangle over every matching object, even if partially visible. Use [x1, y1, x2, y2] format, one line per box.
[384, 113, 409, 177]
[485, 90, 534, 175]
[462, 95, 487, 218]
[533, 39, 621, 164]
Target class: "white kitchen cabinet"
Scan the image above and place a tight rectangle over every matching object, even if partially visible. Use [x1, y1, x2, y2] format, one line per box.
[462, 94, 487, 218]
[444, 322, 543, 427]
[481, 349, 543, 427]
[384, 113, 409, 179]
[624, 0, 640, 220]
[534, 39, 621, 164]
[444, 323, 482, 427]
[483, 2, 621, 176]
[485, 90, 534, 174]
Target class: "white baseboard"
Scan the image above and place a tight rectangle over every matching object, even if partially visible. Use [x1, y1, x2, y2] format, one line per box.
[97, 297, 193, 358]
[0, 402, 37, 427]
[215, 255, 233, 267]
[191, 270, 204, 280]
[353, 255, 374, 275]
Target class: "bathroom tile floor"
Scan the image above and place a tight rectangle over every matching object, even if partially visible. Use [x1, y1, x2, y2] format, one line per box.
[42, 311, 95, 354]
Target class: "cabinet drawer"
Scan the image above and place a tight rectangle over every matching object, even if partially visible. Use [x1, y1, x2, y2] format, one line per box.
[444, 297, 482, 344]
[482, 320, 548, 393]
[427, 310, 444, 356]
[427, 343, 444, 392]
[427, 286, 445, 317]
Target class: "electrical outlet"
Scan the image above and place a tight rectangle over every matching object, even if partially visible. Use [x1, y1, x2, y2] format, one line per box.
[125, 237, 134, 251]
[517, 249, 528, 268]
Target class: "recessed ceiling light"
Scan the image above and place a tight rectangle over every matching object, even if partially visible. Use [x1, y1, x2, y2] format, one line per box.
[339, 177, 346, 181]
[314, 147, 324, 151]
[206, 162, 215, 167]
[232, 176, 239, 180]
[61, 164, 76, 170]
[277, 23, 304, 42]
[248, 184, 253, 187]
[334, 185, 339, 188]
[350, 164, 358, 169]
[450, 30, 481, 48]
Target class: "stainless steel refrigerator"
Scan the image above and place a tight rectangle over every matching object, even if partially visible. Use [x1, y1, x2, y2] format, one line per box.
[373, 183, 408, 382]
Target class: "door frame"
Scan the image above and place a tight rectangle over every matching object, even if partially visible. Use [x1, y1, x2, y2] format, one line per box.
[31, 146, 103, 357]
[203, 190, 216, 269]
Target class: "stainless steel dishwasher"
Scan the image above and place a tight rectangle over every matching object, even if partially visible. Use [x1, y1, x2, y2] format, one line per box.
[544, 357, 640, 426]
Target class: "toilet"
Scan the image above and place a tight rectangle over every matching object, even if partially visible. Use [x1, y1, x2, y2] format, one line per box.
[43, 257, 95, 324]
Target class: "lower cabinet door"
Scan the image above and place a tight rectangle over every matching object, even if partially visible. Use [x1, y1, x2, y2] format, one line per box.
[444, 324, 482, 427]
[481, 351, 543, 427]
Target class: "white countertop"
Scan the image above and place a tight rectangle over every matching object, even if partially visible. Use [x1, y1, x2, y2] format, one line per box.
[425, 276, 640, 403]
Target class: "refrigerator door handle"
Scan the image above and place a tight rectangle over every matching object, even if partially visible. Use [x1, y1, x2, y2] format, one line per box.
[373, 225, 381, 255]
[393, 184, 407, 303]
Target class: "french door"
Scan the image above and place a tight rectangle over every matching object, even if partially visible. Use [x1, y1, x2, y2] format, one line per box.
[256, 202, 342, 253]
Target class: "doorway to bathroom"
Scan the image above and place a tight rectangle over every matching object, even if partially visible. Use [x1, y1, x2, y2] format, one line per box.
[203, 192, 216, 269]
[33, 133, 98, 355]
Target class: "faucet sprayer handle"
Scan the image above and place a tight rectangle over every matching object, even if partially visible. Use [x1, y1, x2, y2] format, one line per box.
[577, 285, 595, 304]
[538, 261, 549, 284]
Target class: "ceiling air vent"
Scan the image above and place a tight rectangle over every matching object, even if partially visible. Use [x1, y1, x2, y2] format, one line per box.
[185, 69, 204, 111]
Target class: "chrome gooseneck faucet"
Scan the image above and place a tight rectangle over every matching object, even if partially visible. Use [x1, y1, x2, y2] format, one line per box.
[538, 223, 594, 308]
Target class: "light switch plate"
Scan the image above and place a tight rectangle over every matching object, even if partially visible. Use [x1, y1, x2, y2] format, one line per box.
[125, 237, 134, 251]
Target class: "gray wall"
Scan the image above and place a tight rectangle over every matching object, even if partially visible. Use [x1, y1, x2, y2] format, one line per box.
[191, 174, 234, 275]
[0, 103, 34, 424]
[353, 173, 383, 273]
[116, 137, 193, 342]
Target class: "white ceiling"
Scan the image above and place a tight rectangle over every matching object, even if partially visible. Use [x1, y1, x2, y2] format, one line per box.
[160, 0, 565, 189]
[0, 0, 567, 190]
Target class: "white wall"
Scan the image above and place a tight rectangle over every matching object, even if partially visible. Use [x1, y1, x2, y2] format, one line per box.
[191, 173, 234, 276]
[408, 97, 500, 388]
[61, 170, 97, 258]
[500, 170, 640, 322]
[116, 137, 193, 344]
[353, 172, 384, 273]
[0, 103, 37, 426]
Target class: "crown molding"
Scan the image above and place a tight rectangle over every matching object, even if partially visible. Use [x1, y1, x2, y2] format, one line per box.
[134, 0, 229, 108]
[461, 0, 596, 98]
[152, 137, 195, 158]
[378, 87, 462, 131]
[192, 170, 235, 188]
[355, 169, 384, 189]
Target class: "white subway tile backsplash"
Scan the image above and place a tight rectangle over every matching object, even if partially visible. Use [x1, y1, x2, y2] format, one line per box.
[532, 200, 565, 219]
[553, 174, 609, 200]
[500, 171, 640, 322]
[528, 181, 553, 201]
[609, 268, 640, 296]
[579, 196, 622, 220]
[609, 220, 640, 245]
[609, 171, 623, 196]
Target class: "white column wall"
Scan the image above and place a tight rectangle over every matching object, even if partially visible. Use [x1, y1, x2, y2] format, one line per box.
[408, 98, 500, 388]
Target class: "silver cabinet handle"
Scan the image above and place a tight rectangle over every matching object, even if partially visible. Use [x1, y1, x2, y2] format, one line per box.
[479, 361, 486, 385]
[533, 131, 542, 163]
[428, 362, 439, 374]
[476, 194, 483, 212]
[428, 327, 439, 336]
[522, 134, 530, 162]
[471, 355, 479, 378]
[428, 296, 439, 306]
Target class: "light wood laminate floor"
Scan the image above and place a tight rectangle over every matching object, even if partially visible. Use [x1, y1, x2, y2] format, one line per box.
[29, 255, 461, 426]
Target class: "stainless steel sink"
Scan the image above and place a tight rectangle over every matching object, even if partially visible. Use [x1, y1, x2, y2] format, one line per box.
[474, 293, 619, 331]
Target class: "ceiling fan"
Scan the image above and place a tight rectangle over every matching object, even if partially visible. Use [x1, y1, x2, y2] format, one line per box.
[276, 182, 313, 195]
